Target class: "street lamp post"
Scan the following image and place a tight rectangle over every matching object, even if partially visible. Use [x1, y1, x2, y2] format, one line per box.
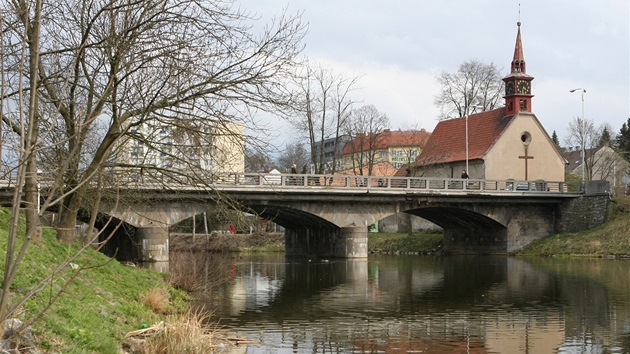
[570, 88, 586, 183]
[465, 105, 483, 176]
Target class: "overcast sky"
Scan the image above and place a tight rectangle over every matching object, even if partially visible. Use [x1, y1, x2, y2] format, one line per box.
[239, 0, 629, 151]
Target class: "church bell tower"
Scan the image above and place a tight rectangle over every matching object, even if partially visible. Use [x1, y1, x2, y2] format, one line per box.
[503, 22, 534, 115]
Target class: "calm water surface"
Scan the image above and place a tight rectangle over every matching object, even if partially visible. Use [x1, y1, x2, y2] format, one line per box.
[186, 253, 630, 353]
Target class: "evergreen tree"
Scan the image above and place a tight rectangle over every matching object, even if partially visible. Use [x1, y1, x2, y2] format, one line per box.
[616, 118, 630, 162]
[551, 130, 560, 148]
[598, 126, 612, 147]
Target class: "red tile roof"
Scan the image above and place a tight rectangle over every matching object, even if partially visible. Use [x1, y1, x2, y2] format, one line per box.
[413, 107, 514, 166]
[341, 129, 431, 155]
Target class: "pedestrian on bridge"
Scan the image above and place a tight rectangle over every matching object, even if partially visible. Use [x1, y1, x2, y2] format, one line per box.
[461, 170, 469, 179]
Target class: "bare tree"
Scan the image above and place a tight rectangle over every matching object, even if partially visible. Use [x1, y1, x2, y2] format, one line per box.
[590, 146, 624, 183]
[286, 62, 359, 174]
[329, 73, 360, 174]
[344, 105, 390, 176]
[245, 147, 273, 173]
[0, 0, 305, 331]
[395, 124, 431, 170]
[276, 142, 309, 173]
[564, 117, 599, 181]
[1, 0, 306, 243]
[0, 0, 46, 330]
[434, 59, 504, 119]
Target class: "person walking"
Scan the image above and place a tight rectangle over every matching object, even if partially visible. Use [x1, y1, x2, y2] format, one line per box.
[461, 170, 469, 179]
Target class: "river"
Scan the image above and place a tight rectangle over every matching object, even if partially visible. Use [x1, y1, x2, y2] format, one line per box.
[179, 252, 630, 353]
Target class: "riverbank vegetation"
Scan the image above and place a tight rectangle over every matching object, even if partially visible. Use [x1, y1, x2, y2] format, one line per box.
[518, 197, 630, 257]
[0, 208, 226, 353]
[367, 231, 443, 254]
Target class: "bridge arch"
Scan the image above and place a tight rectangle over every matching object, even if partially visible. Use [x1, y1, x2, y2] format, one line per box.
[406, 206, 507, 230]
[77, 208, 172, 262]
[243, 203, 368, 258]
[245, 204, 339, 230]
[404, 206, 508, 254]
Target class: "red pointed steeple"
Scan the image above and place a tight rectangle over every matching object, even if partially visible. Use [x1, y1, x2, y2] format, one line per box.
[511, 22, 526, 73]
[503, 21, 534, 115]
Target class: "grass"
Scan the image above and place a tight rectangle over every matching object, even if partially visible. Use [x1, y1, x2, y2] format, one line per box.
[0, 208, 200, 353]
[368, 231, 443, 254]
[138, 310, 219, 354]
[518, 197, 630, 257]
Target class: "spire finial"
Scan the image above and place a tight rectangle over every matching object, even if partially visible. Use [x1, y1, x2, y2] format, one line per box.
[518, 3, 521, 23]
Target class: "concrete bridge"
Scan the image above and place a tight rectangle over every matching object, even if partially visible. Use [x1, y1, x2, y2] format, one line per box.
[71, 173, 610, 262]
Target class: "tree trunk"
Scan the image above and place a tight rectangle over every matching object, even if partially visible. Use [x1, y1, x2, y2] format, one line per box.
[56, 189, 83, 243]
[24, 0, 43, 242]
[25, 157, 41, 242]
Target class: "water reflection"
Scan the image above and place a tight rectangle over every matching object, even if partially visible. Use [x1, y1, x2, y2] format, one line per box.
[179, 253, 630, 353]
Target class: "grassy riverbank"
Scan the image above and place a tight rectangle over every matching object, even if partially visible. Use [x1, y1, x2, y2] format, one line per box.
[518, 197, 630, 257]
[367, 231, 443, 254]
[0, 209, 225, 353]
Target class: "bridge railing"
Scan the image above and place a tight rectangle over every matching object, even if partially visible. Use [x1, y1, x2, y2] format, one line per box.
[222, 173, 583, 194]
[1, 170, 583, 195]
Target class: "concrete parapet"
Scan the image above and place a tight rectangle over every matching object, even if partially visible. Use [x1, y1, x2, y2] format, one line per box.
[585, 180, 610, 195]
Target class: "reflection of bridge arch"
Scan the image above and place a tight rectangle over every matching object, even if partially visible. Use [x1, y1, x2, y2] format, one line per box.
[405, 206, 508, 254]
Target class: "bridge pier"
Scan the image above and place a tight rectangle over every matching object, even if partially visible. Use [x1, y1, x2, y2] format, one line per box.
[285, 225, 368, 258]
[136, 227, 170, 262]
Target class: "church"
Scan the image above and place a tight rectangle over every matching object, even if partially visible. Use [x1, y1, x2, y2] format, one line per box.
[411, 22, 566, 182]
